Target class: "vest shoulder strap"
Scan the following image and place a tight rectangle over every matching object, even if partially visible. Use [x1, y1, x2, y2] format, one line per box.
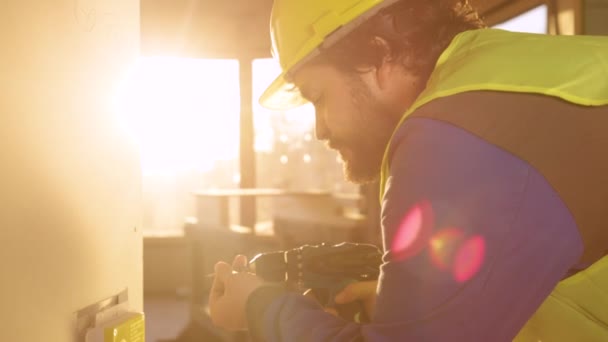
[380, 29, 608, 199]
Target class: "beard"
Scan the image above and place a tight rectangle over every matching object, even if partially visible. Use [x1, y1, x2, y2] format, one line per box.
[331, 81, 401, 184]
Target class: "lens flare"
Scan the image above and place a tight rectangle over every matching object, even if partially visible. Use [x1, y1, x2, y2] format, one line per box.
[391, 201, 486, 282]
[429, 228, 464, 270]
[393, 207, 421, 250]
[391, 201, 433, 261]
[429, 228, 486, 282]
[453, 236, 486, 283]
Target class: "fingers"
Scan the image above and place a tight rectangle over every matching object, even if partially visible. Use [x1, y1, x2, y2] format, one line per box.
[232, 254, 248, 272]
[209, 261, 233, 327]
[324, 307, 339, 316]
[210, 262, 232, 299]
[334, 281, 377, 304]
[302, 289, 339, 317]
[215, 261, 233, 280]
[209, 256, 247, 303]
[209, 269, 264, 331]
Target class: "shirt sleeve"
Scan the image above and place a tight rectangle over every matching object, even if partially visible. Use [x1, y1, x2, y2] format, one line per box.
[246, 117, 583, 342]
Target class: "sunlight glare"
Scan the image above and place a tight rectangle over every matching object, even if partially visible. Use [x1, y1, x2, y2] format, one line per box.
[114, 56, 240, 176]
[252, 59, 316, 153]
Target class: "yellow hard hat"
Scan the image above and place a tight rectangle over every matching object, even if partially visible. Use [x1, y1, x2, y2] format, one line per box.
[259, 0, 400, 110]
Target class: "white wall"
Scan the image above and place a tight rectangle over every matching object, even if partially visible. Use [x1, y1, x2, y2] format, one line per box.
[0, 0, 142, 341]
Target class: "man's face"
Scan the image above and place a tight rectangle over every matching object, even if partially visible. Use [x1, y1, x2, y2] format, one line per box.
[293, 63, 403, 184]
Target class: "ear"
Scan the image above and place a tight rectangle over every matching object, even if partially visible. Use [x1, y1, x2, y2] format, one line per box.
[373, 36, 394, 91]
[358, 36, 396, 103]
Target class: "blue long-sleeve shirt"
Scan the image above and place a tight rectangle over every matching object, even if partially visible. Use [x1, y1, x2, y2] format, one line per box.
[246, 118, 583, 341]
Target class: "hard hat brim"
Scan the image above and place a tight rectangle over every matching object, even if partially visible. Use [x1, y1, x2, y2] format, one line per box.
[259, 0, 401, 111]
[259, 70, 309, 111]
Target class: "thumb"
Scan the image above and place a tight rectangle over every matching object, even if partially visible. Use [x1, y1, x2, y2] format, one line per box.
[209, 261, 232, 306]
[212, 261, 232, 293]
[215, 261, 232, 280]
[232, 254, 248, 272]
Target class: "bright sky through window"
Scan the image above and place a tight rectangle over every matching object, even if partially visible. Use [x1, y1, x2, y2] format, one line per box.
[252, 58, 316, 153]
[493, 5, 548, 34]
[114, 3, 548, 178]
[115, 57, 240, 176]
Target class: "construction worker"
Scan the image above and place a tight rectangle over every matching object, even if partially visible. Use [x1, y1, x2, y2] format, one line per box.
[209, 0, 608, 340]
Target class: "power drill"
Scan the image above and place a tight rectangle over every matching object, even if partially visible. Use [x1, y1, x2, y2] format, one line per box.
[249, 242, 383, 322]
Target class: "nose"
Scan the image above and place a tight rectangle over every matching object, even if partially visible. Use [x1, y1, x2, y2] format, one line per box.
[314, 109, 330, 141]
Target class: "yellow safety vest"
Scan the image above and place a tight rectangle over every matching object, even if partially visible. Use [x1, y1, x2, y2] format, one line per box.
[380, 28, 608, 341]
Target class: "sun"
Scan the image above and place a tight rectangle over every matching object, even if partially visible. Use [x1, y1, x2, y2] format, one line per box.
[114, 56, 240, 176]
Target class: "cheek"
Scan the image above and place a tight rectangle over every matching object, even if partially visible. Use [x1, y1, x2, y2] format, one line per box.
[324, 100, 358, 129]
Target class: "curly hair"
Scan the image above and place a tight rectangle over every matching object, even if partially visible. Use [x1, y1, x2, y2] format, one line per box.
[319, 0, 486, 79]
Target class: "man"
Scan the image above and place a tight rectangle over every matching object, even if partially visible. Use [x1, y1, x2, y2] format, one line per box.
[210, 0, 608, 340]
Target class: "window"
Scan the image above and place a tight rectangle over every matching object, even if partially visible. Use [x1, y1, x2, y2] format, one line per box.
[116, 57, 240, 233]
[493, 5, 548, 34]
[115, 57, 361, 233]
[252, 59, 357, 192]
[252, 59, 359, 222]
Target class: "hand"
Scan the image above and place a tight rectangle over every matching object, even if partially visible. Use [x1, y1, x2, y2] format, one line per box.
[303, 288, 339, 316]
[334, 280, 378, 318]
[209, 255, 265, 331]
